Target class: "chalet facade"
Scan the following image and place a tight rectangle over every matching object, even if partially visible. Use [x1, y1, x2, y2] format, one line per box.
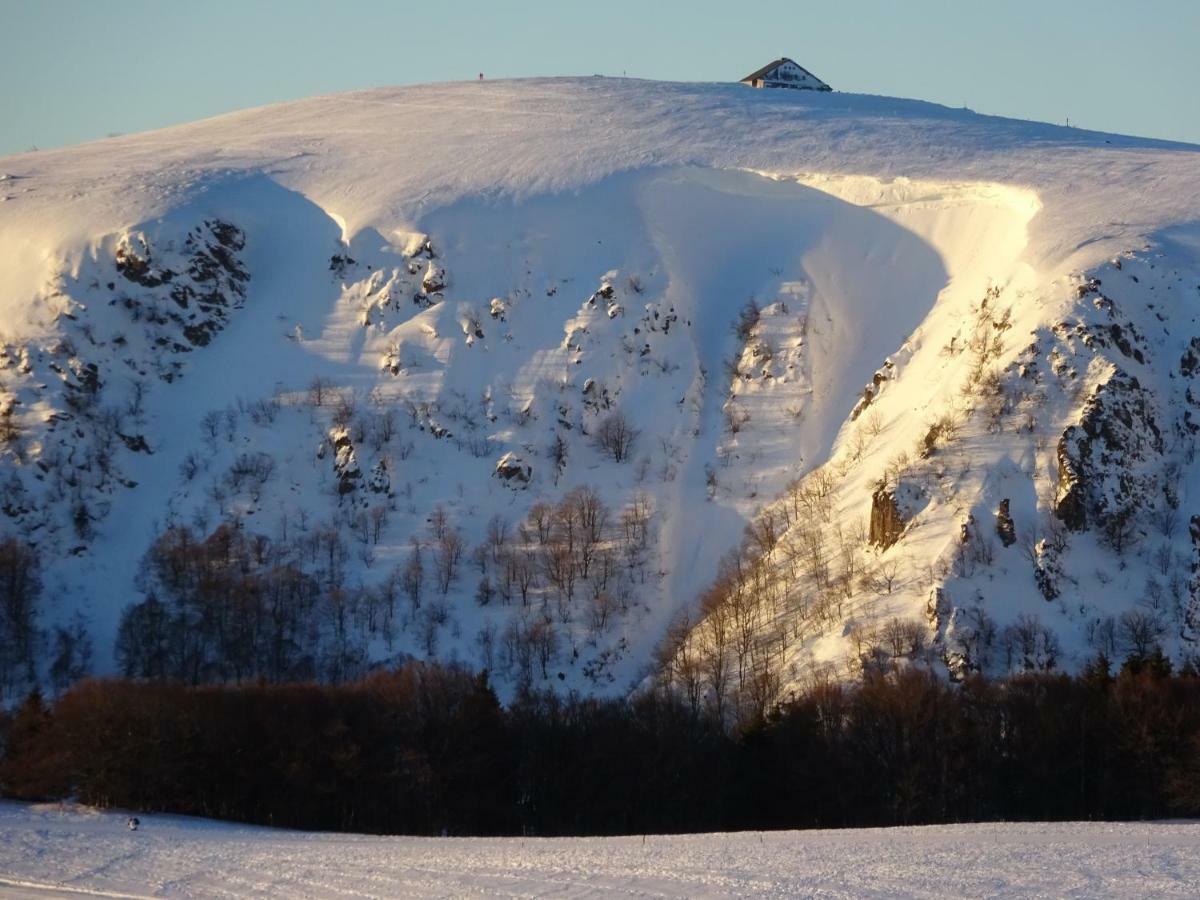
[740, 58, 831, 92]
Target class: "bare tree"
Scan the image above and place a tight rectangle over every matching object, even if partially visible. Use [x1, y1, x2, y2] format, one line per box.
[1118, 608, 1166, 659]
[428, 504, 449, 541]
[486, 513, 509, 564]
[699, 595, 732, 724]
[882, 617, 925, 659]
[527, 503, 554, 545]
[308, 375, 332, 407]
[865, 558, 902, 594]
[475, 621, 497, 671]
[593, 411, 639, 463]
[403, 539, 424, 611]
[369, 505, 388, 544]
[0, 537, 41, 694]
[567, 486, 608, 578]
[434, 528, 466, 595]
[529, 617, 559, 679]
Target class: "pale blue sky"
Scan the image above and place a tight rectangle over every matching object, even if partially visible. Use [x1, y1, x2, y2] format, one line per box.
[1, 0, 1197, 156]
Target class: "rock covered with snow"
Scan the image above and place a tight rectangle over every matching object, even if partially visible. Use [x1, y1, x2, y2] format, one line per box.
[494, 452, 531, 485]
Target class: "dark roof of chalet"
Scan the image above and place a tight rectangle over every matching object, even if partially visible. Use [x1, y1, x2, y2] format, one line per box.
[740, 57, 824, 84]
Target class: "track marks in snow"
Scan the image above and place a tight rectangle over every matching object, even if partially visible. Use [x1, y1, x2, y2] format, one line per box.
[3, 803, 1200, 898]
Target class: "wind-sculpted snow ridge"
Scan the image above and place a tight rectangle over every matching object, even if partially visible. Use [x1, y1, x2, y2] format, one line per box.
[1, 801, 1198, 899]
[662, 204, 1200, 717]
[0, 77, 1198, 702]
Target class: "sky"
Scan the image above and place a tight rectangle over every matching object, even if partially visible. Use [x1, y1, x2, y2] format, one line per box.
[1, 0, 1198, 157]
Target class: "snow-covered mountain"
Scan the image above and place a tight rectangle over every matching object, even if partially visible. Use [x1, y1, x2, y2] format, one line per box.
[1, 77, 1198, 705]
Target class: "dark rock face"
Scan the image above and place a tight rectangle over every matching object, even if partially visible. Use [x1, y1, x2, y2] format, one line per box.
[329, 254, 356, 277]
[116, 240, 175, 287]
[111, 220, 250, 356]
[1180, 337, 1200, 379]
[1055, 435, 1088, 531]
[1034, 540, 1061, 601]
[869, 484, 905, 549]
[996, 498, 1016, 547]
[1054, 371, 1162, 537]
[118, 432, 152, 454]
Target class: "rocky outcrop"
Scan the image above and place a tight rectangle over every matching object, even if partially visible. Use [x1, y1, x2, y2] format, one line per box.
[494, 452, 531, 486]
[421, 261, 447, 294]
[116, 235, 175, 287]
[850, 385, 874, 421]
[113, 220, 250, 351]
[995, 498, 1016, 547]
[1054, 371, 1162, 538]
[926, 587, 949, 626]
[368, 458, 390, 495]
[1186, 515, 1200, 643]
[1054, 436, 1088, 531]
[1033, 538, 1062, 601]
[329, 427, 362, 495]
[869, 483, 905, 549]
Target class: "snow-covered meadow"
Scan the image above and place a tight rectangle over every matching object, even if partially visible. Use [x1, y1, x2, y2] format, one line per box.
[1, 801, 1198, 898]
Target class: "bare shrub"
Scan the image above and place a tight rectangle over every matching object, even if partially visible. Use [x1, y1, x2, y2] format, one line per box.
[594, 411, 639, 463]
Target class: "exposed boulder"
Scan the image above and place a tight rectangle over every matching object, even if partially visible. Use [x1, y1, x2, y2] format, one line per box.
[422, 261, 447, 294]
[494, 452, 531, 486]
[995, 498, 1016, 547]
[329, 427, 361, 495]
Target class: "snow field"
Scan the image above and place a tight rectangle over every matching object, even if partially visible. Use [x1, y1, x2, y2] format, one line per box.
[1, 801, 1199, 898]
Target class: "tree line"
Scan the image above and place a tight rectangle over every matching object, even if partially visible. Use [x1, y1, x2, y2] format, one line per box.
[0, 537, 92, 702]
[3, 655, 1199, 835]
[110, 482, 656, 691]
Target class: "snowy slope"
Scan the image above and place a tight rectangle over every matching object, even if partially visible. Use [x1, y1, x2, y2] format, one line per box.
[1, 801, 1198, 899]
[1, 77, 1199, 700]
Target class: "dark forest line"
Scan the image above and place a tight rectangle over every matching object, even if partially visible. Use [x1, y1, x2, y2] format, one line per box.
[3, 655, 1200, 836]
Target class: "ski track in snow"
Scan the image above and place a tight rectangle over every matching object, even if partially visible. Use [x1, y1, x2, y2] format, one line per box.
[1, 802, 1198, 899]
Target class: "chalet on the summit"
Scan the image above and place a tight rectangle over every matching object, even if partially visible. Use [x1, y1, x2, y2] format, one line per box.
[740, 58, 831, 92]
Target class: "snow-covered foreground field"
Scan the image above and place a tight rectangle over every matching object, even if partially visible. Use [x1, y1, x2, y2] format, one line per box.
[1, 802, 1197, 898]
